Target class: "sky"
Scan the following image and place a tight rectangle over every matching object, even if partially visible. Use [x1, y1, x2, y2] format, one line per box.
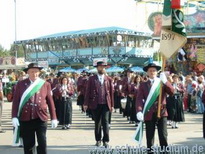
[0, 0, 157, 49]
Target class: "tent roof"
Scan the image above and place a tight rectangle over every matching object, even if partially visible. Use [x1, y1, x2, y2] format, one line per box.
[16, 26, 151, 43]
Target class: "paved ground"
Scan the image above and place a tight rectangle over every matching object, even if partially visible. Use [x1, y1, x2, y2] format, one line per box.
[0, 99, 204, 154]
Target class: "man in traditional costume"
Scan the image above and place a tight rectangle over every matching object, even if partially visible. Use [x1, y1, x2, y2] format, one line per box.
[12, 63, 58, 154]
[84, 61, 114, 148]
[136, 63, 174, 154]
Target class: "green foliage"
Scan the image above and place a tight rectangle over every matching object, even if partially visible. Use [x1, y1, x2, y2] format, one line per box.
[0, 44, 10, 57]
[9, 44, 25, 58]
[3, 81, 17, 95]
[153, 52, 162, 61]
[0, 44, 25, 58]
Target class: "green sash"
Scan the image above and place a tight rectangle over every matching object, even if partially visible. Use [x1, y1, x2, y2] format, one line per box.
[13, 78, 45, 145]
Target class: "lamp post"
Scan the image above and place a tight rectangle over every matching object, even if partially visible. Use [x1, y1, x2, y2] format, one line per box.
[14, 0, 17, 64]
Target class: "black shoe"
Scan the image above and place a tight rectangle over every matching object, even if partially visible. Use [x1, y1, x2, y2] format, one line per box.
[103, 142, 109, 148]
[95, 141, 101, 147]
[135, 123, 138, 127]
[65, 124, 71, 129]
[62, 126, 66, 130]
[0, 130, 6, 133]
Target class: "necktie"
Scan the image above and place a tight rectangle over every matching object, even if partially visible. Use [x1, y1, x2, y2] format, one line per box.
[99, 77, 102, 84]
[150, 80, 154, 86]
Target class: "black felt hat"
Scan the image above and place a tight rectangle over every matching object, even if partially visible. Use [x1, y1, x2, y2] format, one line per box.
[23, 63, 43, 72]
[143, 63, 161, 72]
[94, 61, 107, 67]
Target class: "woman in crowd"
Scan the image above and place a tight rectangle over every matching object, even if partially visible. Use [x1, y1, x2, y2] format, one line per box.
[184, 76, 193, 112]
[166, 75, 174, 126]
[167, 74, 185, 128]
[113, 76, 121, 113]
[196, 78, 204, 114]
[77, 71, 88, 113]
[57, 77, 74, 129]
[118, 75, 124, 114]
[130, 75, 142, 125]
[127, 76, 135, 124]
[171, 74, 185, 128]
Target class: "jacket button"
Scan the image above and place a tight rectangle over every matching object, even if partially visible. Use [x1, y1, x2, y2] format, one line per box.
[25, 110, 27, 113]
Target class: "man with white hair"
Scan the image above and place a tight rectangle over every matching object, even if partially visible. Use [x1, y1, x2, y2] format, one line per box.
[12, 63, 58, 154]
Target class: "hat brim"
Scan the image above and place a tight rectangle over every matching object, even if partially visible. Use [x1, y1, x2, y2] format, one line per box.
[143, 66, 161, 72]
[94, 64, 108, 68]
[23, 67, 43, 72]
[126, 70, 133, 73]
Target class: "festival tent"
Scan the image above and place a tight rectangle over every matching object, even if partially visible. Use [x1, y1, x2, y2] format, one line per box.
[106, 66, 124, 73]
[59, 67, 76, 72]
[88, 68, 97, 73]
[130, 66, 143, 73]
[75, 68, 89, 74]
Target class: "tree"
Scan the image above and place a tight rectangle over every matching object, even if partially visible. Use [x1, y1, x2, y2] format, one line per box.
[0, 44, 10, 57]
[9, 44, 25, 58]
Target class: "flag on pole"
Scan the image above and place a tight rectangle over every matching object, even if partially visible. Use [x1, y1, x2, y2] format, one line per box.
[171, 0, 181, 9]
[159, 0, 187, 59]
[162, 0, 172, 27]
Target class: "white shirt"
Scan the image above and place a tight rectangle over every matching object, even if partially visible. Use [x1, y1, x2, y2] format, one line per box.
[128, 77, 131, 83]
[97, 74, 105, 85]
[149, 77, 157, 85]
[29, 78, 39, 84]
[62, 84, 68, 97]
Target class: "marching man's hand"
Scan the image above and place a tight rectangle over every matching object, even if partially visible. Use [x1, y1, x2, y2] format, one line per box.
[51, 119, 58, 128]
[12, 117, 20, 128]
[136, 112, 144, 122]
[160, 72, 168, 84]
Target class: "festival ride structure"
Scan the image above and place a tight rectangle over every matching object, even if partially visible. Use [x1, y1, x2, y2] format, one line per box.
[14, 27, 156, 68]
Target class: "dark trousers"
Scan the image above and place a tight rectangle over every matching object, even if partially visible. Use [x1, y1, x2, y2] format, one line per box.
[130, 98, 137, 122]
[0, 101, 2, 130]
[54, 97, 60, 120]
[123, 96, 132, 118]
[109, 112, 112, 124]
[20, 119, 47, 154]
[187, 94, 192, 111]
[203, 111, 205, 139]
[92, 104, 110, 143]
[59, 97, 72, 125]
[145, 114, 168, 154]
